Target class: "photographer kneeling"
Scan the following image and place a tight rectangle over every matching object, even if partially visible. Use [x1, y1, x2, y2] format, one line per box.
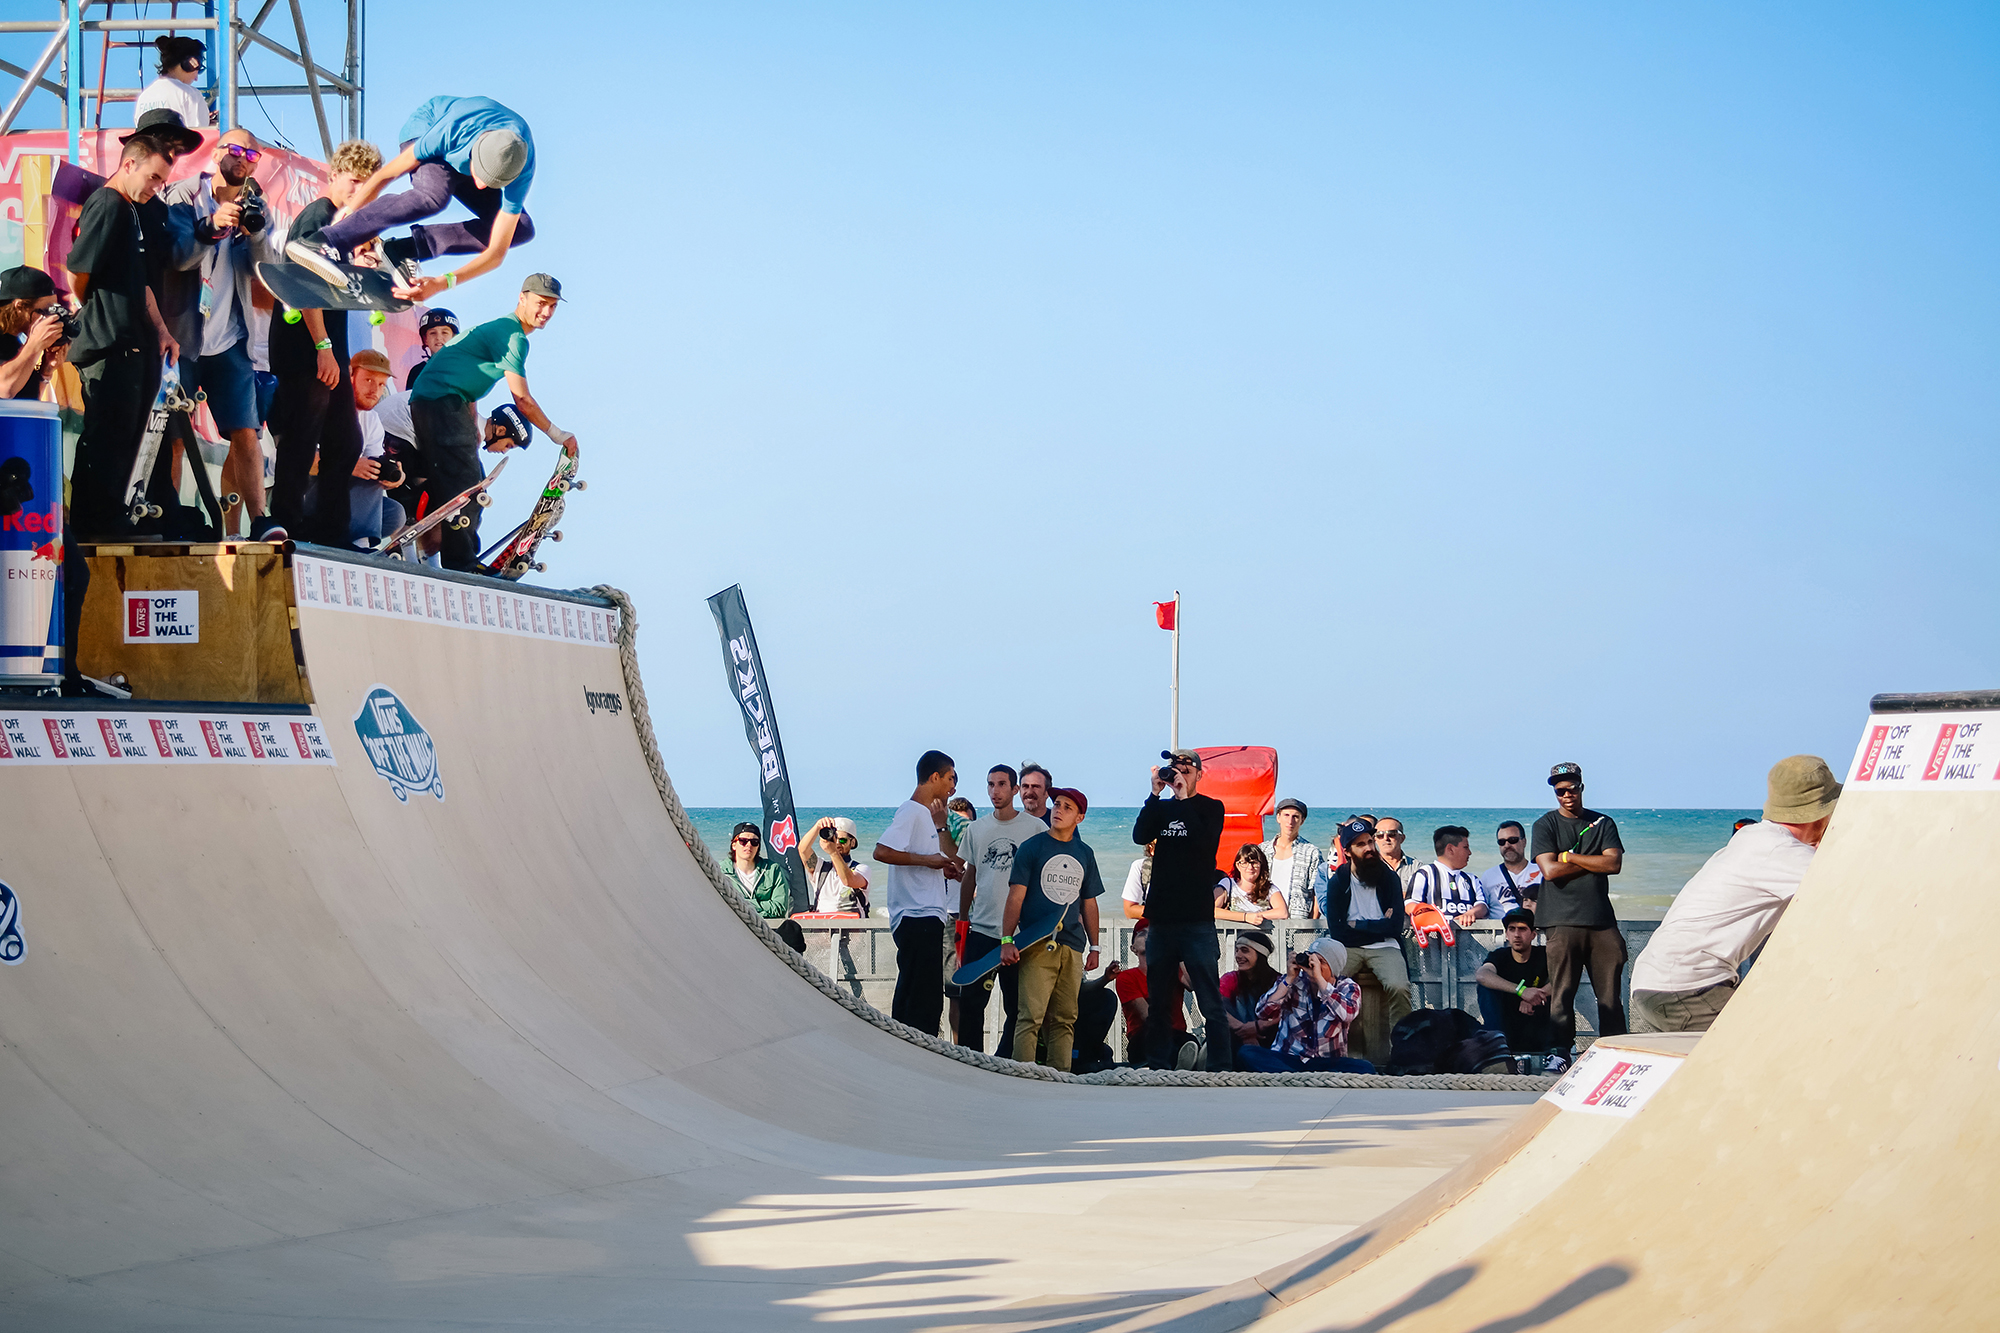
[0, 267, 70, 401]
[1235, 937, 1376, 1075]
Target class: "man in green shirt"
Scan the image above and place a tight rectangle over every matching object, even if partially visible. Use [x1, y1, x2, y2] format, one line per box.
[408, 272, 580, 569]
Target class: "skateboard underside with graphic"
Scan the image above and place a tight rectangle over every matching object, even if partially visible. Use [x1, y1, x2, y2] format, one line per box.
[477, 449, 585, 579]
[257, 258, 412, 325]
[379, 455, 509, 557]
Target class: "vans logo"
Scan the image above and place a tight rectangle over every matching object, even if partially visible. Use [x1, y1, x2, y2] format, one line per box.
[351, 685, 444, 803]
[584, 688, 622, 715]
[0, 880, 22, 964]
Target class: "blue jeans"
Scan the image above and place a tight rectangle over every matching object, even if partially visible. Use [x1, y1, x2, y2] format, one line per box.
[1237, 1046, 1376, 1075]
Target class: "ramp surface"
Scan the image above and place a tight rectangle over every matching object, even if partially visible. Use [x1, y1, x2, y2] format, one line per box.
[0, 549, 1537, 1331]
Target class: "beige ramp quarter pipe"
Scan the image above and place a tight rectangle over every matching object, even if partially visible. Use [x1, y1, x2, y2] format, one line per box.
[1081, 691, 2000, 1333]
[0, 545, 1541, 1331]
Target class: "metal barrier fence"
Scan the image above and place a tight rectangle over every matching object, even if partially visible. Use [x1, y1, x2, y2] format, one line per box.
[796, 918, 1660, 1061]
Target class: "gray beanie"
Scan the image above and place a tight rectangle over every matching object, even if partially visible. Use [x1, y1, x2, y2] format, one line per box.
[1307, 936, 1348, 975]
[470, 129, 527, 186]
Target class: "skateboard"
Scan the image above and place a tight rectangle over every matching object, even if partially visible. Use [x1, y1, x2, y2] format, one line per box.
[123, 357, 205, 527]
[379, 455, 509, 557]
[256, 258, 412, 327]
[951, 901, 1069, 988]
[476, 449, 586, 579]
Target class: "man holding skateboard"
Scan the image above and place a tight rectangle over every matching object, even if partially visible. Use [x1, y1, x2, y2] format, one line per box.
[298, 95, 536, 301]
[956, 765, 1039, 1054]
[407, 273, 578, 571]
[268, 139, 383, 546]
[999, 788, 1104, 1071]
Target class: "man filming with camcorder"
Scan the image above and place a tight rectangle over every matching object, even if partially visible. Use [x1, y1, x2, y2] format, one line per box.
[1131, 748, 1231, 1071]
[0, 266, 71, 401]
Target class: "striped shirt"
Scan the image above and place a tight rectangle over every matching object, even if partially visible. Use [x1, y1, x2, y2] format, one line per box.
[1407, 861, 1502, 917]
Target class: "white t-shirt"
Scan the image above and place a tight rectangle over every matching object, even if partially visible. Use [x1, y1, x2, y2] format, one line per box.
[375, 388, 415, 443]
[358, 406, 385, 461]
[879, 799, 949, 929]
[1632, 821, 1815, 995]
[809, 858, 869, 913]
[1219, 877, 1287, 918]
[1348, 878, 1398, 950]
[1122, 859, 1148, 910]
[960, 809, 1038, 936]
[1480, 860, 1542, 912]
[135, 77, 210, 131]
[1270, 855, 1294, 898]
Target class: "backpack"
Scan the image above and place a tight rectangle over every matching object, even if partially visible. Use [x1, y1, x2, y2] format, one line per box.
[1388, 1007, 1488, 1074]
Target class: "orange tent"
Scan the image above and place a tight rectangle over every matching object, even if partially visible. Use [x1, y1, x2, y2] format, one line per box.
[1195, 745, 1277, 876]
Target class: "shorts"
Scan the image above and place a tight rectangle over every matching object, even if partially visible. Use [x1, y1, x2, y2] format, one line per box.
[183, 337, 259, 434]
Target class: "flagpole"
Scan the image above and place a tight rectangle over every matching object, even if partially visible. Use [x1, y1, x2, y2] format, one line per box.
[1170, 590, 1181, 751]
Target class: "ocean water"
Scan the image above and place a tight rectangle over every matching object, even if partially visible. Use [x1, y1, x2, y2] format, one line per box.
[687, 805, 1761, 920]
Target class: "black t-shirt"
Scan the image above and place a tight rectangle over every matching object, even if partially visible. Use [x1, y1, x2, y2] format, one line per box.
[1, 333, 46, 400]
[1529, 808, 1624, 930]
[67, 186, 152, 365]
[1484, 945, 1557, 1052]
[1131, 793, 1226, 924]
[268, 197, 347, 376]
[404, 357, 426, 391]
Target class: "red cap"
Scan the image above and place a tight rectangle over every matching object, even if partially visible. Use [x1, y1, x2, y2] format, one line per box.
[1050, 787, 1089, 818]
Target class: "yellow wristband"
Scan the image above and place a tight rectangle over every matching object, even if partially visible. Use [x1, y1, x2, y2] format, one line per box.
[1560, 851, 1569, 864]
[445, 271, 457, 289]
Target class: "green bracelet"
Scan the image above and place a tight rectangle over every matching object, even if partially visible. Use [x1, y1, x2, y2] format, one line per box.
[1001, 935, 1014, 944]
[314, 339, 332, 351]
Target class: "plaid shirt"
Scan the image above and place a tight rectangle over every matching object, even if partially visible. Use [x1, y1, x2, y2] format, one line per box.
[1255, 969, 1362, 1060]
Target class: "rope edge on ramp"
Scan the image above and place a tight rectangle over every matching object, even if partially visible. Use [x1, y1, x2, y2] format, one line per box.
[590, 584, 1554, 1094]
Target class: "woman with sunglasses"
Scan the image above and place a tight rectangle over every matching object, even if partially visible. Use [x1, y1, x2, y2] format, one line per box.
[134, 36, 213, 134]
[726, 822, 805, 951]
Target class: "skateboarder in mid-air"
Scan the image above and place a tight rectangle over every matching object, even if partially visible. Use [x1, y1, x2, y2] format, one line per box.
[291, 95, 536, 302]
[407, 273, 578, 571]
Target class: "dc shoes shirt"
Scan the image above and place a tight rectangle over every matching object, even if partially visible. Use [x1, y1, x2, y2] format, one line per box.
[1007, 832, 1105, 952]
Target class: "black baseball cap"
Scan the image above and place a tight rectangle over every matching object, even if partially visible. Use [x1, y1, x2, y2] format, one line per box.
[0, 266, 56, 302]
[1548, 762, 1583, 787]
[1501, 907, 1536, 929]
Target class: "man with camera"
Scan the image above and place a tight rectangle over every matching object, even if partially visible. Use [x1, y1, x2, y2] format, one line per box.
[1235, 937, 1375, 1074]
[1131, 748, 1232, 1071]
[0, 267, 70, 401]
[307, 349, 408, 548]
[160, 128, 287, 539]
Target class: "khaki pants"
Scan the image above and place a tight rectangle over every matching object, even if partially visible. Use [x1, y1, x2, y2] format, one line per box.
[1631, 980, 1735, 1034]
[1014, 941, 1084, 1070]
[1339, 945, 1413, 1068]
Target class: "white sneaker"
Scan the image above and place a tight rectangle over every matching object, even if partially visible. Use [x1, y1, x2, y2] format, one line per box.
[286, 239, 348, 287]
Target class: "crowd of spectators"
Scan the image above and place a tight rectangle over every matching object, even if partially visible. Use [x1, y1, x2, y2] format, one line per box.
[3, 100, 565, 695]
[723, 751, 1841, 1078]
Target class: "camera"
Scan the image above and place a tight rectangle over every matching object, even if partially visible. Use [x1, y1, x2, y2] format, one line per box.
[374, 458, 404, 489]
[237, 179, 267, 234]
[1156, 749, 1181, 787]
[819, 826, 836, 842]
[1293, 951, 1315, 968]
[47, 305, 79, 345]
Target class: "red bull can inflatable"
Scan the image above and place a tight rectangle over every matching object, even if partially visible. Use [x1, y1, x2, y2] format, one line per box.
[0, 400, 63, 687]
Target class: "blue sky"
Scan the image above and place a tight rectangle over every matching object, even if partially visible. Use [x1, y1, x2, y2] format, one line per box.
[24, 4, 2000, 807]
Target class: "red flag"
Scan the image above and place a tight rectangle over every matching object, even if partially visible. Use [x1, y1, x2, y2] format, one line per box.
[1154, 600, 1176, 631]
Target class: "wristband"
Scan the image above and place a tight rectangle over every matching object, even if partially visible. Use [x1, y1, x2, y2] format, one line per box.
[445, 271, 458, 289]
[1000, 935, 1014, 944]
[1559, 851, 1569, 864]
[1515, 980, 1526, 997]
[314, 339, 332, 351]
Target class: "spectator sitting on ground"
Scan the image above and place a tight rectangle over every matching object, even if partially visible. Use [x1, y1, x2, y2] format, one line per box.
[1321, 817, 1413, 1065]
[1237, 937, 1375, 1074]
[726, 821, 805, 951]
[1219, 929, 1281, 1062]
[1263, 798, 1326, 921]
[1475, 907, 1557, 1055]
[1113, 920, 1191, 1066]
[1217, 843, 1288, 924]
[1019, 762, 1054, 826]
[1121, 841, 1155, 920]
[1481, 820, 1542, 911]
[801, 816, 869, 915]
[0, 267, 66, 401]
[1374, 816, 1419, 891]
[1408, 825, 1505, 929]
[1630, 757, 1838, 1034]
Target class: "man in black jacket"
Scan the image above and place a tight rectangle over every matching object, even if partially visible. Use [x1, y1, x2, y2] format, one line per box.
[1322, 818, 1414, 1065]
[1131, 749, 1230, 1071]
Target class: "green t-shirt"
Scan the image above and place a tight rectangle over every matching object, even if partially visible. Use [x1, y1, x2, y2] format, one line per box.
[411, 314, 530, 403]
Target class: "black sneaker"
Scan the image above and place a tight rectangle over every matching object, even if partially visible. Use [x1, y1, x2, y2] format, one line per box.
[248, 515, 290, 543]
[286, 239, 348, 288]
[380, 235, 424, 288]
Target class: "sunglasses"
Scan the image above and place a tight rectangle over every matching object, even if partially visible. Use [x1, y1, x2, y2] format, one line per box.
[1497, 835, 1522, 846]
[223, 144, 261, 161]
[732, 835, 760, 846]
[1378, 830, 1405, 839]
[1553, 786, 1581, 796]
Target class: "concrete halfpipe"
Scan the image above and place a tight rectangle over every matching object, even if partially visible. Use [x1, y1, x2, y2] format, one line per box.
[0, 544, 1542, 1331]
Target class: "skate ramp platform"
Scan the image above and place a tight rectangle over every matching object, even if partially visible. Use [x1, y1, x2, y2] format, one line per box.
[1078, 693, 2000, 1333]
[0, 545, 1543, 1331]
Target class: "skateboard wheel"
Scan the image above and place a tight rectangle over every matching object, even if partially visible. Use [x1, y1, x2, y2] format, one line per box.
[221, 492, 241, 507]
[448, 515, 467, 530]
[368, 310, 386, 326]
[550, 530, 562, 542]
[572, 479, 587, 491]
[554, 479, 569, 493]
[474, 491, 492, 507]
[532, 562, 546, 572]
[193, 390, 206, 403]
[283, 308, 303, 324]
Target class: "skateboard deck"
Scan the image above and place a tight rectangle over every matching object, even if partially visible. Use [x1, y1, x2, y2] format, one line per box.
[950, 903, 1068, 988]
[476, 449, 585, 579]
[256, 258, 413, 324]
[123, 357, 204, 527]
[379, 455, 509, 557]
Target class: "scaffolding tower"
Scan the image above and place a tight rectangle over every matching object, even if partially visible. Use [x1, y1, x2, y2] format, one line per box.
[0, 0, 364, 162]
